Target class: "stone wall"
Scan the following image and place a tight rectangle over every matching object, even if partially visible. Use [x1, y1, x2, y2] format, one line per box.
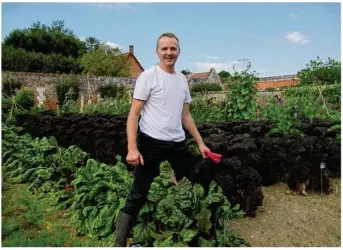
[207, 69, 222, 84]
[2, 71, 136, 110]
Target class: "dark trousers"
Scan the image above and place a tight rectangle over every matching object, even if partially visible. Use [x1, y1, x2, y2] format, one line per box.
[121, 132, 192, 218]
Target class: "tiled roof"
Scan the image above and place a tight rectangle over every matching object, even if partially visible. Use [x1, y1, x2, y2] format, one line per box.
[188, 72, 209, 79]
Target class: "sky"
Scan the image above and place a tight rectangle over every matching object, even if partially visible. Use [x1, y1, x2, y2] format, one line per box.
[1, 2, 341, 77]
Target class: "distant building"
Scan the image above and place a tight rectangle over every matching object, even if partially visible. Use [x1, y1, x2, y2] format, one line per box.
[123, 45, 144, 78]
[185, 68, 221, 85]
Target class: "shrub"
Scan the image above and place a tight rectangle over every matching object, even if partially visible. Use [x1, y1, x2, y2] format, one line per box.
[98, 85, 126, 99]
[55, 75, 81, 105]
[191, 82, 222, 93]
[2, 45, 83, 74]
[2, 97, 12, 114]
[14, 88, 35, 109]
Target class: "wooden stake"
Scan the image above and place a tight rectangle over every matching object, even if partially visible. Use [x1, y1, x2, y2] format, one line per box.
[318, 86, 330, 117]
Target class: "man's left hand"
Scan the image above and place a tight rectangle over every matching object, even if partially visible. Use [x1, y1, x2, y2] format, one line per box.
[198, 143, 211, 158]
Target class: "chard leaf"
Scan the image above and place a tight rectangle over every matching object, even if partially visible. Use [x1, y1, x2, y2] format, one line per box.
[174, 178, 193, 211]
[147, 182, 167, 203]
[153, 236, 174, 247]
[132, 221, 155, 244]
[150, 230, 176, 241]
[198, 237, 217, 247]
[216, 228, 251, 247]
[173, 241, 188, 247]
[180, 228, 198, 242]
[196, 208, 212, 233]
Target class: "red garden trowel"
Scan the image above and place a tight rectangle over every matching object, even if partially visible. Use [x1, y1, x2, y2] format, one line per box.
[205, 151, 222, 164]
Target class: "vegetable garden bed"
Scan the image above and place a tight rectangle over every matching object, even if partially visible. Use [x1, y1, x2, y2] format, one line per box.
[14, 111, 340, 218]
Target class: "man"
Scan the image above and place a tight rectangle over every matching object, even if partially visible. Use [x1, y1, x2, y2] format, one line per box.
[114, 32, 210, 247]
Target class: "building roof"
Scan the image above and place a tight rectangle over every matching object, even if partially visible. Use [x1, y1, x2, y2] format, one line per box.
[185, 68, 218, 79]
[188, 72, 209, 79]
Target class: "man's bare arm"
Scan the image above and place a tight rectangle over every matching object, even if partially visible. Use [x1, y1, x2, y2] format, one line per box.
[126, 99, 145, 165]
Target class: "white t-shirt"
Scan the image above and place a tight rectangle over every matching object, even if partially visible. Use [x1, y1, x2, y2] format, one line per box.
[133, 64, 192, 142]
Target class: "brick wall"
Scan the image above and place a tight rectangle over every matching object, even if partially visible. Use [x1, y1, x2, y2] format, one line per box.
[126, 54, 144, 78]
[256, 79, 297, 89]
[2, 71, 136, 110]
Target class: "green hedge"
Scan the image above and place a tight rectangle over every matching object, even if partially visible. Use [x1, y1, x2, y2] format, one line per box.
[190, 82, 222, 93]
[2, 45, 83, 74]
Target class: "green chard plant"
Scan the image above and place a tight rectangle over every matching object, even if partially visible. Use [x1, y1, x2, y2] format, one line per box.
[131, 161, 249, 247]
[70, 156, 133, 239]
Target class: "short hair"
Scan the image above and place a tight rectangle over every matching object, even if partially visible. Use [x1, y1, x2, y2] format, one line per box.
[156, 32, 180, 49]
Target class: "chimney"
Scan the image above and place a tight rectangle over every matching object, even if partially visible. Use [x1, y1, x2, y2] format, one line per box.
[129, 45, 134, 55]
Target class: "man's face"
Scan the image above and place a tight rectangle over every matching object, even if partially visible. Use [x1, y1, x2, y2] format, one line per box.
[156, 36, 180, 67]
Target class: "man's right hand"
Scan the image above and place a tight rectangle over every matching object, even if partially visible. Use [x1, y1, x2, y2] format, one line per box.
[126, 149, 144, 166]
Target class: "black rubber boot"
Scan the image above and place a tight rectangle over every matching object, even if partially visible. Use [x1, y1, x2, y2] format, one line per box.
[114, 211, 134, 247]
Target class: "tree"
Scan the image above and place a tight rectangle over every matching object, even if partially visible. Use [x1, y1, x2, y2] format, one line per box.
[297, 57, 341, 85]
[218, 70, 231, 79]
[181, 69, 191, 75]
[84, 37, 101, 52]
[3, 20, 86, 58]
[79, 44, 131, 77]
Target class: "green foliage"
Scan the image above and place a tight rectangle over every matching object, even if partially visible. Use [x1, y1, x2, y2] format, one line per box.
[84, 98, 131, 115]
[1, 20, 93, 74]
[181, 69, 191, 75]
[191, 82, 223, 93]
[3, 20, 86, 58]
[83, 37, 101, 52]
[2, 97, 13, 114]
[190, 97, 226, 123]
[61, 88, 77, 113]
[2, 125, 87, 202]
[14, 88, 35, 109]
[79, 44, 130, 77]
[218, 70, 231, 81]
[132, 161, 249, 247]
[55, 75, 81, 105]
[225, 60, 259, 119]
[2, 44, 83, 74]
[98, 84, 127, 99]
[259, 85, 341, 133]
[283, 84, 340, 110]
[297, 57, 341, 85]
[70, 157, 132, 238]
[2, 73, 22, 96]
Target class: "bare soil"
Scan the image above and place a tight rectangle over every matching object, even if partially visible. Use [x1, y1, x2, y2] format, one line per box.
[229, 179, 341, 247]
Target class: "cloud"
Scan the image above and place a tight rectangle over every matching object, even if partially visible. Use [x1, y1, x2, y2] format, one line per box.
[285, 31, 311, 44]
[289, 13, 298, 19]
[195, 53, 221, 60]
[194, 60, 247, 73]
[89, 3, 135, 11]
[105, 41, 123, 49]
[79, 37, 124, 49]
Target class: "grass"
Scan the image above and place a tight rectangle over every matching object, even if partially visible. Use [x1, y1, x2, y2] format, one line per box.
[1, 182, 107, 247]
